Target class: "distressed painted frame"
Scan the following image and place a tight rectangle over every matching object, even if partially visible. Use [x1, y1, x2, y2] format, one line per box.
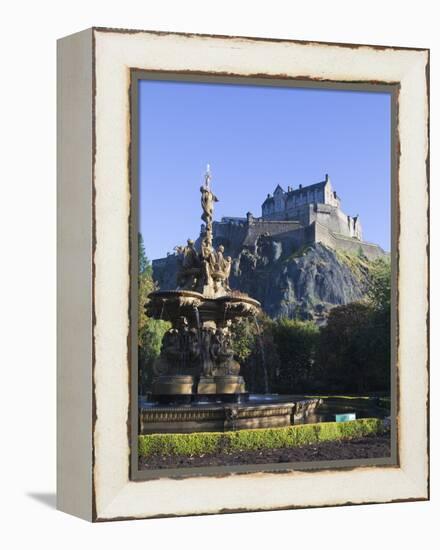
[129, 71, 400, 481]
[57, 27, 429, 522]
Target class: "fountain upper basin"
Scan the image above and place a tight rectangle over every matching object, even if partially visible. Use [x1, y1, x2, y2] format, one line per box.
[147, 289, 261, 324]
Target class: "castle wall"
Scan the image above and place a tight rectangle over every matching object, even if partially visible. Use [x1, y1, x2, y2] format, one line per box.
[313, 221, 385, 260]
[298, 204, 361, 240]
[152, 255, 179, 289]
[263, 200, 362, 240]
[243, 220, 303, 248]
[212, 220, 249, 256]
[315, 205, 347, 236]
[284, 204, 313, 225]
[276, 225, 316, 250]
[212, 216, 380, 261]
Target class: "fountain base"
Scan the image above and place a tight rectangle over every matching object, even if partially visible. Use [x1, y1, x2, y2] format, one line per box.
[139, 396, 322, 434]
[152, 375, 195, 397]
[151, 374, 247, 405]
[198, 375, 245, 395]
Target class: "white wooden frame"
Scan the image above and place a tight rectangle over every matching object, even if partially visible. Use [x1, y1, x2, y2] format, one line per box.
[57, 27, 429, 522]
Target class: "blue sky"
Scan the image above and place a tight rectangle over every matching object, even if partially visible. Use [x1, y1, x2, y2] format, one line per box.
[139, 80, 391, 260]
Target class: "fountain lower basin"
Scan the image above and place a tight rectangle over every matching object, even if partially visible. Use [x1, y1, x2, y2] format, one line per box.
[139, 395, 321, 434]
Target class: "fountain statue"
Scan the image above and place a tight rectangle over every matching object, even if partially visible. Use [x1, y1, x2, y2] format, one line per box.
[140, 167, 321, 433]
[146, 166, 261, 402]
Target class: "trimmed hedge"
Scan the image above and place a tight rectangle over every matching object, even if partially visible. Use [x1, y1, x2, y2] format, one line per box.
[138, 418, 383, 457]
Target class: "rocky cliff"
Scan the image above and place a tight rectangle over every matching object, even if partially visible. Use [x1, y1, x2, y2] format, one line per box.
[153, 239, 376, 324]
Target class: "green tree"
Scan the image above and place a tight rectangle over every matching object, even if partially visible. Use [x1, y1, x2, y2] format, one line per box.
[367, 257, 391, 312]
[366, 257, 391, 390]
[270, 318, 320, 393]
[231, 317, 257, 363]
[318, 303, 373, 392]
[318, 300, 390, 393]
[138, 233, 152, 277]
[137, 237, 170, 395]
[232, 315, 280, 393]
[315, 256, 391, 393]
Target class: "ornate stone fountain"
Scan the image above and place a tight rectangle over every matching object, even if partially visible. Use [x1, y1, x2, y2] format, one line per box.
[146, 167, 261, 403]
[140, 167, 320, 433]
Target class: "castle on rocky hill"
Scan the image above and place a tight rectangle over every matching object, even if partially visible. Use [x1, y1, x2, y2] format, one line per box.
[210, 174, 385, 260]
[152, 174, 387, 321]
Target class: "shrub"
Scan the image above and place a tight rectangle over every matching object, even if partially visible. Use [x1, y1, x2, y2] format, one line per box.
[138, 418, 383, 457]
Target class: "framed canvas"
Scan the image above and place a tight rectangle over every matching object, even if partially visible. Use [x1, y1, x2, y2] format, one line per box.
[57, 27, 429, 522]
